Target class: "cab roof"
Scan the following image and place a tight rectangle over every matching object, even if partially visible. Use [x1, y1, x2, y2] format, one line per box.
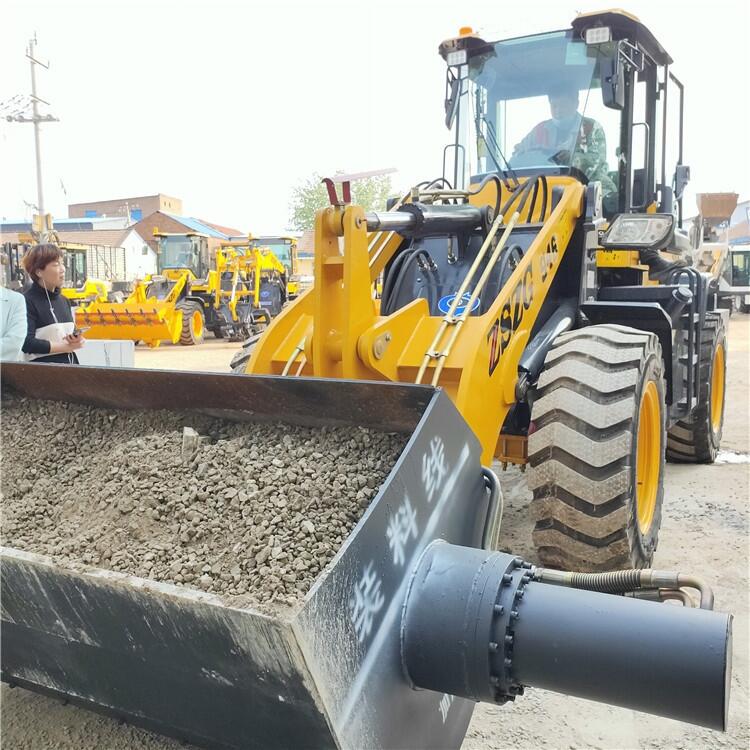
[572, 9, 672, 66]
[440, 9, 673, 67]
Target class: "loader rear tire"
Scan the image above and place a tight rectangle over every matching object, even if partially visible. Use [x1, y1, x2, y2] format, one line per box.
[666, 314, 726, 463]
[528, 324, 666, 571]
[177, 301, 205, 346]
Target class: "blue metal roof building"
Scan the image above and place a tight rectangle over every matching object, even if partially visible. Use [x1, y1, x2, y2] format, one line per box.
[163, 214, 237, 240]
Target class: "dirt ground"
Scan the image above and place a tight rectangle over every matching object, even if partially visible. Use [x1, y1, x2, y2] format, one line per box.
[133, 337, 240, 372]
[2, 316, 748, 750]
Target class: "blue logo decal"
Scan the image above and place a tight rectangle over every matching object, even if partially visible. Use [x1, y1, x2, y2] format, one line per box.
[437, 292, 480, 316]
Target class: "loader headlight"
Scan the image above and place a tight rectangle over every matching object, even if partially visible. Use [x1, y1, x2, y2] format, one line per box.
[600, 213, 675, 250]
[584, 26, 612, 44]
[446, 49, 467, 67]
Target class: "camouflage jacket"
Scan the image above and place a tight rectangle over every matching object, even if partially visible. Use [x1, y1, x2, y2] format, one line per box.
[513, 116, 617, 194]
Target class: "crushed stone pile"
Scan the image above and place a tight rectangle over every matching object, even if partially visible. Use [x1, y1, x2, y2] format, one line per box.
[0, 395, 405, 610]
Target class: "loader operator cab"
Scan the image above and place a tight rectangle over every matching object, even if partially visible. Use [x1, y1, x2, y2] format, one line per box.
[63, 248, 87, 289]
[442, 11, 687, 222]
[249, 236, 295, 277]
[157, 233, 208, 280]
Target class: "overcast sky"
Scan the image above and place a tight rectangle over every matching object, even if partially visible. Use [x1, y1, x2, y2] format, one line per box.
[2, 0, 748, 233]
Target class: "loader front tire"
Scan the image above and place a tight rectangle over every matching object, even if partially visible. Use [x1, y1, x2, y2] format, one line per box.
[666, 314, 727, 463]
[229, 332, 262, 373]
[178, 301, 205, 346]
[528, 324, 666, 571]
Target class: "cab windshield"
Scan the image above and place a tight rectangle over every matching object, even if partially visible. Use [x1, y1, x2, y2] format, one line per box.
[251, 238, 292, 267]
[159, 236, 202, 275]
[459, 30, 621, 201]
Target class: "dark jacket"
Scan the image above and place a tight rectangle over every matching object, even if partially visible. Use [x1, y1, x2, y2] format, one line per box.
[22, 282, 79, 364]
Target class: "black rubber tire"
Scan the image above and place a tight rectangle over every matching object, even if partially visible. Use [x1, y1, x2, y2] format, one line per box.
[666, 313, 727, 463]
[213, 328, 226, 339]
[528, 324, 666, 572]
[177, 301, 205, 346]
[229, 333, 263, 373]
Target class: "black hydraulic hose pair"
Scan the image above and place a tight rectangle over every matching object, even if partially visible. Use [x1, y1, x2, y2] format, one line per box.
[466, 172, 549, 225]
[499, 174, 540, 220]
[496, 245, 525, 288]
[380, 174, 544, 316]
[380, 249, 410, 314]
[381, 248, 437, 316]
[524, 175, 549, 223]
[467, 174, 503, 219]
[513, 173, 548, 225]
[533, 567, 715, 610]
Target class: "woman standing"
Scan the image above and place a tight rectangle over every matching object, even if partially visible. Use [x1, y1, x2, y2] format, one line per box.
[21, 244, 84, 364]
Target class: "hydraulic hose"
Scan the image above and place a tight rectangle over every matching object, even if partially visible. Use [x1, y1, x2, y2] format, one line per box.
[495, 245, 524, 289]
[533, 568, 715, 610]
[467, 174, 503, 218]
[526, 178, 540, 222]
[380, 248, 412, 311]
[539, 175, 549, 222]
[382, 249, 434, 316]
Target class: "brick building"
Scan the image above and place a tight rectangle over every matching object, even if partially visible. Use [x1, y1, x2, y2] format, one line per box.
[68, 194, 182, 223]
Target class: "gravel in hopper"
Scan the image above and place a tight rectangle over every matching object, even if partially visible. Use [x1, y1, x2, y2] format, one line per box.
[0, 394, 405, 611]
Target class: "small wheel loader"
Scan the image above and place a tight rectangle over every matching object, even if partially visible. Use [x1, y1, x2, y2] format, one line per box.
[0, 10, 735, 750]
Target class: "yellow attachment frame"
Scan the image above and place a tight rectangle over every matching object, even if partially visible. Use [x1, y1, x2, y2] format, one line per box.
[213, 243, 286, 321]
[246, 175, 585, 464]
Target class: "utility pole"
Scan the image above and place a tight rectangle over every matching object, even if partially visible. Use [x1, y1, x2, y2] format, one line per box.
[5, 34, 59, 231]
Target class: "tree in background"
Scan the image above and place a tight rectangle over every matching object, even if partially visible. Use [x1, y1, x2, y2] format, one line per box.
[289, 172, 394, 231]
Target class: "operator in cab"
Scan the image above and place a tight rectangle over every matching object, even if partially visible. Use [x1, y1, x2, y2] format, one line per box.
[512, 85, 616, 195]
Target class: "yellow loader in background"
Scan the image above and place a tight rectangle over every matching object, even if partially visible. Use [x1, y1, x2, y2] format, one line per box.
[248, 234, 303, 298]
[3, 237, 117, 306]
[79, 232, 289, 346]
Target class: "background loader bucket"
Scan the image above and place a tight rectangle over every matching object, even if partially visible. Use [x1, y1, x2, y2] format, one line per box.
[77, 300, 183, 346]
[1, 364, 488, 750]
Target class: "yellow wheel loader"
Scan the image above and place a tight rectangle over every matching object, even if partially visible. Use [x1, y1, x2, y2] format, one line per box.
[76, 233, 194, 348]
[237, 10, 729, 571]
[0, 12, 736, 750]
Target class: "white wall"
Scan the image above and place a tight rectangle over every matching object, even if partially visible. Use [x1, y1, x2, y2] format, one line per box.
[121, 229, 157, 280]
[731, 202, 749, 227]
